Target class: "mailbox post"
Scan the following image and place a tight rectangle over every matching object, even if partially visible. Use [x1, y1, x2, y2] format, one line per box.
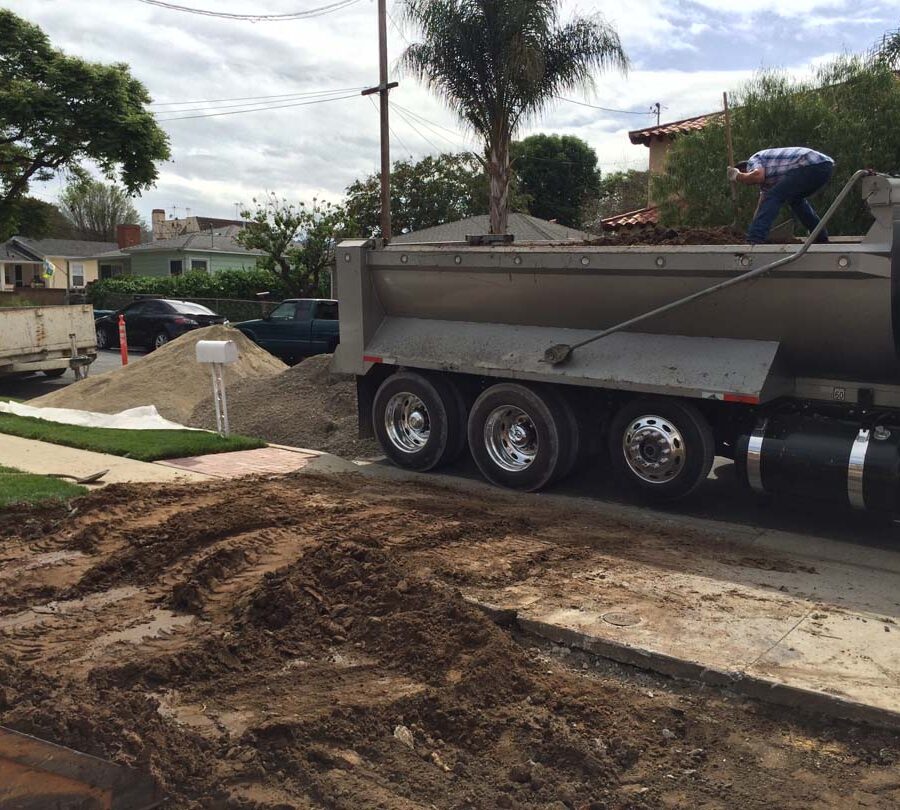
[196, 339, 239, 436]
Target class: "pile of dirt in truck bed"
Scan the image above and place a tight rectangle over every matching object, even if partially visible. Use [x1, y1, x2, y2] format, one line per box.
[585, 225, 748, 246]
[1, 473, 897, 809]
[31, 325, 286, 425]
[189, 353, 378, 458]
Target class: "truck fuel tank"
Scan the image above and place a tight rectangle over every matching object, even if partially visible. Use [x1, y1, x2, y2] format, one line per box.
[735, 414, 900, 512]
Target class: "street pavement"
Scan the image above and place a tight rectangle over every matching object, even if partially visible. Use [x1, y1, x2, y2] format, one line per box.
[0, 349, 130, 402]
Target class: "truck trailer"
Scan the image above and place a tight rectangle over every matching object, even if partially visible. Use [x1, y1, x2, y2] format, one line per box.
[333, 173, 900, 513]
[0, 304, 96, 379]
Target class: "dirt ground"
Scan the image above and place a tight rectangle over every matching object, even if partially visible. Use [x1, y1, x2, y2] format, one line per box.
[1, 473, 898, 809]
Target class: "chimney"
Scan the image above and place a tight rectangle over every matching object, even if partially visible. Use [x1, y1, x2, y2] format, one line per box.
[117, 223, 142, 249]
[151, 208, 166, 241]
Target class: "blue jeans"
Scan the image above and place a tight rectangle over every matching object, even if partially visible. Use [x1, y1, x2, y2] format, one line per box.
[747, 161, 834, 244]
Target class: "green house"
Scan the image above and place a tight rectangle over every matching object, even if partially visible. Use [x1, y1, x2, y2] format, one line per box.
[91, 228, 264, 278]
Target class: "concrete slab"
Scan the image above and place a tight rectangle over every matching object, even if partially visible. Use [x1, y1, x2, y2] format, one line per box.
[464, 541, 900, 729]
[0, 433, 213, 485]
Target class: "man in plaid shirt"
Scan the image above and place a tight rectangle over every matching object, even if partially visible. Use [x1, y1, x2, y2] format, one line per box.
[727, 147, 834, 244]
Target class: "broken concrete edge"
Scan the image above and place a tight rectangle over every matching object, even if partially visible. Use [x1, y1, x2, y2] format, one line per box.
[465, 599, 900, 733]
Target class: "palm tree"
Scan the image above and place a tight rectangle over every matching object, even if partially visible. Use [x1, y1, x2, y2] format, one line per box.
[873, 27, 900, 69]
[399, 0, 627, 234]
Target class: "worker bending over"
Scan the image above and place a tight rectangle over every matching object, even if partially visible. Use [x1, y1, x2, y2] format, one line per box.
[728, 147, 834, 244]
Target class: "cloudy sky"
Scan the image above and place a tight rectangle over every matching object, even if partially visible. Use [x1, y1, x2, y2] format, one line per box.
[10, 0, 898, 221]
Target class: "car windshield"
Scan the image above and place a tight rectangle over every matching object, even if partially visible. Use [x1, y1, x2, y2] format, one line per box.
[170, 301, 215, 315]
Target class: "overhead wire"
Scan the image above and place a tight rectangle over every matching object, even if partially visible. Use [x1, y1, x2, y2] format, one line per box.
[155, 92, 360, 121]
[367, 96, 414, 158]
[392, 107, 448, 154]
[554, 95, 657, 115]
[150, 86, 366, 107]
[151, 88, 364, 116]
[136, 0, 363, 21]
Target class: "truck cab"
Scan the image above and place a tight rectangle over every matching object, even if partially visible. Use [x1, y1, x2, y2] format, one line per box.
[235, 298, 339, 365]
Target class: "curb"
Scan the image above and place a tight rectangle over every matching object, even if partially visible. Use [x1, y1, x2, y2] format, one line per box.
[469, 599, 900, 733]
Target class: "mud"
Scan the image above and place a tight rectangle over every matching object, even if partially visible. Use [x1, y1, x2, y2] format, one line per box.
[1, 474, 897, 809]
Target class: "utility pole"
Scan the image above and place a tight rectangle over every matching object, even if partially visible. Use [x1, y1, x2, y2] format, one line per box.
[361, 0, 398, 241]
[652, 102, 661, 126]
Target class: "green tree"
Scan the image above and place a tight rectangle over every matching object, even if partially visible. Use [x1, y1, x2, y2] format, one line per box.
[511, 134, 600, 226]
[236, 195, 344, 297]
[0, 10, 169, 227]
[399, 0, 627, 234]
[581, 169, 650, 228]
[0, 196, 73, 240]
[58, 178, 144, 241]
[654, 57, 900, 237]
[346, 152, 487, 237]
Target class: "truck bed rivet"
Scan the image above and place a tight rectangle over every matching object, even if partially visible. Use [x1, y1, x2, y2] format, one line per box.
[838, 256, 850, 268]
[514, 256, 522, 265]
[656, 257, 666, 267]
[454, 255, 462, 264]
[581, 256, 590, 266]
[400, 254, 408, 263]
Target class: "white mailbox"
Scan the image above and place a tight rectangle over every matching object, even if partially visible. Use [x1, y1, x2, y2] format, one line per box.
[195, 339, 239, 436]
[196, 339, 238, 365]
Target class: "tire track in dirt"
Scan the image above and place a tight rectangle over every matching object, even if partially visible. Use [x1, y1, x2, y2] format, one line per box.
[1, 472, 898, 809]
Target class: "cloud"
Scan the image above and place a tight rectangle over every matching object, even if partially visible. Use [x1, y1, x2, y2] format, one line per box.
[13, 0, 893, 219]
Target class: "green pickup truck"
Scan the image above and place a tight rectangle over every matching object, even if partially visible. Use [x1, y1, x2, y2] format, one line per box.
[235, 298, 339, 365]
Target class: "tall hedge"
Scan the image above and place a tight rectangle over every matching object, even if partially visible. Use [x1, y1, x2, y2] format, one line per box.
[87, 268, 289, 307]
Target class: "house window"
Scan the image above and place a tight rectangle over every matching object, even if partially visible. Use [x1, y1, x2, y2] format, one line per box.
[190, 258, 208, 272]
[100, 263, 124, 280]
[70, 263, 85, 288]
[170, 259, 183, 276]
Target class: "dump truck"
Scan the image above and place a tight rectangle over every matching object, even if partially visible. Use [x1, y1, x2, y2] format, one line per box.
[333, 172, 900, 512]
[0, 304, 96, 379]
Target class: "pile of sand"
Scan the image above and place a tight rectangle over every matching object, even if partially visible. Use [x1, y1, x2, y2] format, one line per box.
[189, 353, 379, 458]
[32, 325, 287, 425]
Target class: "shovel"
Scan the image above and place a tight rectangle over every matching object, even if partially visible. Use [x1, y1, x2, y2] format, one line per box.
[0, 725, 163, 809]
[47, 469, 109, 485]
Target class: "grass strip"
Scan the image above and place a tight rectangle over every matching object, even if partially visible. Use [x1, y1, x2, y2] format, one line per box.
[0, 413, 265, 462]
[0, 465, 85, 507]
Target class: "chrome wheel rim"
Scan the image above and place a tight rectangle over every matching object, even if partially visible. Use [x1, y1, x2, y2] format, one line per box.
[622, 415, 685, 484]
[484, 405, 538, 472]
[96, 328, 107, 349]
[384, 392, 430, 453]
[154, 333, 169, 349]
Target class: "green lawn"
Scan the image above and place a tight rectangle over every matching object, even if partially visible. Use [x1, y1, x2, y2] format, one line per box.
[0, 465, 86, 507]
[0, 413, 265, 461]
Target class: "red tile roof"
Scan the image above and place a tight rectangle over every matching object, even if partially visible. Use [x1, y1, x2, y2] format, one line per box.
[600, 206, 659, 230]
[628, 113, 720, 146]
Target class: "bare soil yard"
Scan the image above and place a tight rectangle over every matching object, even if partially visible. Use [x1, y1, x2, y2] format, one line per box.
[1, 473, 897, 809]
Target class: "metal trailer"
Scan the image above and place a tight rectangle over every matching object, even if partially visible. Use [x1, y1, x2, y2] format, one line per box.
[333, 174, 900, 512]
[0, 304, 97, 378]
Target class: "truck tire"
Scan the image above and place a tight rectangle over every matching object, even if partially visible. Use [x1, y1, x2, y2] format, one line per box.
[42, 368, 67, 378]
[468, 383, 576, 492]
[608, 398, 714, 501]
[373, 372, 467, 471]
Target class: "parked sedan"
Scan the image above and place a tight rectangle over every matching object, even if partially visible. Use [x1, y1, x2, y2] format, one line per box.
[235, 299, 338, 364]
[95, 299, 225, 352]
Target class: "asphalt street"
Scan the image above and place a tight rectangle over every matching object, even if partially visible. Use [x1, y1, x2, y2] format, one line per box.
[0, 349, 130, 401]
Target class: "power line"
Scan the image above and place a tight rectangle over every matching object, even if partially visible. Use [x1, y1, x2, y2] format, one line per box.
[392, 103, 468, 150]
[156, 92, 359, 121]
[150, 86, 366, 107]
[136, 0, 363, 21]
[392, 106, 447, 154]
[555, 95, 656, 116]
[152, 88, 364, 115]
[367, 95, 413, 158]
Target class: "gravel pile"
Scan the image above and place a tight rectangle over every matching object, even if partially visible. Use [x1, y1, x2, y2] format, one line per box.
[189, 353, 379, 458]
[32, 325, 287, 425]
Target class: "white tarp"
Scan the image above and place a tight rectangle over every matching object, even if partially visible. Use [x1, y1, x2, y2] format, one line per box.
[0, 400, 201, 431]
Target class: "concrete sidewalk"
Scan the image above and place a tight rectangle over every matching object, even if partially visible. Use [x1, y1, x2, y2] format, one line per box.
[0, 433, 214, 485]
